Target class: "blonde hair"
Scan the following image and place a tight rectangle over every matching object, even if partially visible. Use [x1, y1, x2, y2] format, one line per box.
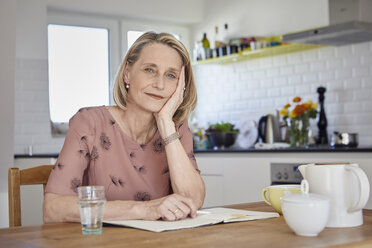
[113, 31, 197, 126]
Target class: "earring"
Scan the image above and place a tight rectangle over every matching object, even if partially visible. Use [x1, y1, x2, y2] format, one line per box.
[125, 83, 130, 89]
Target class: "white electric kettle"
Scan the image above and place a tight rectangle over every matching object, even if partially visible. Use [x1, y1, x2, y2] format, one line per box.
[298, 163, 370, 227]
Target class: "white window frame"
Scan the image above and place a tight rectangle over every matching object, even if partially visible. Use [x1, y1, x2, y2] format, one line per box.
[47, 11, 120, 135]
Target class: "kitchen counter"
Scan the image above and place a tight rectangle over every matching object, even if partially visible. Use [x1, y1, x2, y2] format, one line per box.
[195, 146, 372, 153]
[13, 146, 372, 158]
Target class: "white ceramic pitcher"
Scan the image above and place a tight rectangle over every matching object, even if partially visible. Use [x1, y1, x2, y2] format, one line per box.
[298, 163, 370, 227]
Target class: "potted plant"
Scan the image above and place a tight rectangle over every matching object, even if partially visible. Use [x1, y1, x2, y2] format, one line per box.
[205, 122, 240, 149]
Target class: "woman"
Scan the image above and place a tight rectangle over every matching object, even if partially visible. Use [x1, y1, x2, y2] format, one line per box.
[43, 32, 205, 222]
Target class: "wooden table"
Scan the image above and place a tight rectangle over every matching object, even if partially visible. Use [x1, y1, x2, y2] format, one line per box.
[1, 202, 372, 248]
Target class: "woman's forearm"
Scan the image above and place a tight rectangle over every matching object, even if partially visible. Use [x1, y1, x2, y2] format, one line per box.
[43, 193, 147, 223]
[165, 140, 206, 208]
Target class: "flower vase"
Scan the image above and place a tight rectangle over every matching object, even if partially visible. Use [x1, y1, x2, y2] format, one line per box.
[288, 118, 310, 147]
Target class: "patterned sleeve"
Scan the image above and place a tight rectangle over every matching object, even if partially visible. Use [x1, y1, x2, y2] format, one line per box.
[45, 108, 95, 195]
[178, 121, 200, 173]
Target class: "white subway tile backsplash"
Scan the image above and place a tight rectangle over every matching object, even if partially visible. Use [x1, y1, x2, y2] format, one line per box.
[354, 89, 372, 101]
[280, 86, 295, 97]
[310, 61, 326, 72]
[268, 88, 281, 97]
[353, 66, 370, 77]
[356, 114, 372, 125]
[286, 53, 302, 64]
[288, 75, 302, 85]
[344, 78, 362, 90]
[337, 91, 355, 102]
[302, 73, 318, 83]
[254, 89, 267, 98]
[319, 70, 335, 82]
[361, 54, 372, 65]
[327, 59, 343, 69]
[260, 78, 273, 88]
[193, 41, 372, 145]
[318, 47, 336, 60]
[343, 57, 361, 68]
[295, 84, 311, 95]
[302, 50, 318, 62]
[336, 46, 353, 58]
[344, 102, 362, 113]
[335, 68, 352, 79]
[267, 68, 280, 77]
[272, 56, 287, 66]
[273, 77, 288, 87]
[352, 42, 371, 56]
[280, 66, 294, 76]
[327, 80, 344, 91]
[294, 64, 309, 74]
[253, 70, 266, 79]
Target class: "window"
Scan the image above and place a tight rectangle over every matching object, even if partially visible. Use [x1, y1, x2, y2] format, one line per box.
[47, 24, 110, 125]
[127, 31, 144, 49]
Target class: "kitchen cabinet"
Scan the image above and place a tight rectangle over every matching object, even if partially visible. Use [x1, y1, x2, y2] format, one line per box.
[196, 151, 372, 209]
[192, 43, 326, 66]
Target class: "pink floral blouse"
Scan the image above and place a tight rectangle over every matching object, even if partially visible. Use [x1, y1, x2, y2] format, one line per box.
[45, 106, 198, 201]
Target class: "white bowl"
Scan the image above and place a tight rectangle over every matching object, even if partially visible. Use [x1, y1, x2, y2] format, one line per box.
[281, 180, 330, 237]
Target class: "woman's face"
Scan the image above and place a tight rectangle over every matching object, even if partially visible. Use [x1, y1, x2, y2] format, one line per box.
[124, 43, 183, 114]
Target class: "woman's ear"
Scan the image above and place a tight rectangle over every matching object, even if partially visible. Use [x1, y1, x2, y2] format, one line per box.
[123, 63, 130, 85]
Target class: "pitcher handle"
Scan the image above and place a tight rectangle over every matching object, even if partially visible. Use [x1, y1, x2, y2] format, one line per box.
[261, 188, 272, 206]
[346, 165, 370, 212]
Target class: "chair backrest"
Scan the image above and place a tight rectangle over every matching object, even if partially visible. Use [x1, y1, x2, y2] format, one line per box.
[8, 165, 54, 227]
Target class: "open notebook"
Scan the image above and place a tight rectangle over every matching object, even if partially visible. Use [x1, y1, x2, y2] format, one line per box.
[103, 207, 279, 232]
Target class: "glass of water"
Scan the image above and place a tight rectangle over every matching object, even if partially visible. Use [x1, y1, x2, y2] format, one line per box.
[77, 186, 106, 235]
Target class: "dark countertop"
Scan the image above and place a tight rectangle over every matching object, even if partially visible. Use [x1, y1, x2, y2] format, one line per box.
[14, 146, 372, 158]
[194, 146, 372, 153]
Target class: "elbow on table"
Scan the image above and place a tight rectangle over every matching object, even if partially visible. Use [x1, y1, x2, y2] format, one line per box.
[43, 193, 56, 223]
[43, 193, 80, 223]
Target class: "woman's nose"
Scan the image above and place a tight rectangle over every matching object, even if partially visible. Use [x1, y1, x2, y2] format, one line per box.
[153, 75, 165, 90]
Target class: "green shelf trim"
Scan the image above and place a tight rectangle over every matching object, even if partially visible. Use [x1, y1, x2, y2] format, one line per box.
[191, 43, 327, 66]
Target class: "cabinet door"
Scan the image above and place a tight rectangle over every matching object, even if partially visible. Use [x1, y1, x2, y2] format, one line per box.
[200, 174, 224, 208]
[196, 155, 224, 208]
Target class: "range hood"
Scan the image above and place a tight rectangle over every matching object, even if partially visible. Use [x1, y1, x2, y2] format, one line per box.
[282, 21, 372, 46]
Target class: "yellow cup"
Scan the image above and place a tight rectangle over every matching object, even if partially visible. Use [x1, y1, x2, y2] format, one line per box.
[261, 185, 301, 214]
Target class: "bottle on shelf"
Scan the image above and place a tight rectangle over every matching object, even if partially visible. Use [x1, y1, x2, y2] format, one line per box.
[222, 23, 229, 45]
[201, 32, 211, 59]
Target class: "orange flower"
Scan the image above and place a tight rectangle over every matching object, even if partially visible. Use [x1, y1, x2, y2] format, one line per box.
[293, 104, 306, 116]
[284, 103, 291, 109]
[293, 97, 301, 103]
[303, 103, 312, 111]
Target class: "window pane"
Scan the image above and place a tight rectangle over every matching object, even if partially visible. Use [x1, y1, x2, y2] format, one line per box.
[127, 31, 144, 49]
[48, 24, 109, 123]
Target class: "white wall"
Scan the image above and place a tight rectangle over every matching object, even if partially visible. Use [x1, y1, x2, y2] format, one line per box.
[193, 41, 372, 146]
[192, 0, 329, 47]
[0, 0, 17, 229]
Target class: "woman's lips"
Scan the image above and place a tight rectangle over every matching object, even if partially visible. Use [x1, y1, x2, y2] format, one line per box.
[146, 93, 164, 100]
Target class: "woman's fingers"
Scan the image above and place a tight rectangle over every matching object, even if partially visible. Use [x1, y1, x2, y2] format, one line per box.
[158, 194, 196, 221]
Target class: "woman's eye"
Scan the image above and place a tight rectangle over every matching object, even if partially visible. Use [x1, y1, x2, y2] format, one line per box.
[145, 68, 153, 73]
[167, 73, 176, 79]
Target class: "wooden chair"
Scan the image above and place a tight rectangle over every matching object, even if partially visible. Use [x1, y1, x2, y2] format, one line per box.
[8, 165, 54, 227]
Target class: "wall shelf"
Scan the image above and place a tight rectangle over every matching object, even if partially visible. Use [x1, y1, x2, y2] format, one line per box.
[191, 43, 327, 66]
